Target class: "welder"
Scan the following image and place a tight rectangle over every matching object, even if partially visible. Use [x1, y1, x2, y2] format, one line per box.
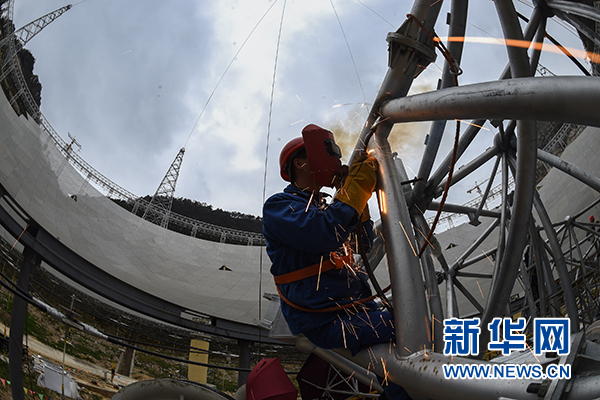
[262, 124, 409, 399]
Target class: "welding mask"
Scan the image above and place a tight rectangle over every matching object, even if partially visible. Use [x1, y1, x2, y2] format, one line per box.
[302, 124, 342, 188]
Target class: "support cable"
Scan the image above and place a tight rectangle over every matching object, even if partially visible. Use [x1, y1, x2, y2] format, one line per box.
[355, 220, 394, 315]
[184, 0, 280, 147]
[259, 0, 287, 331]
[354, 0, 395, 28]
[330, 0, 367, 103]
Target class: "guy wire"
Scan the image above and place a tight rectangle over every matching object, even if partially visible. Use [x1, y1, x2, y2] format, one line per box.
[259, 0, 287, 325]
[184, 0, 280, 147]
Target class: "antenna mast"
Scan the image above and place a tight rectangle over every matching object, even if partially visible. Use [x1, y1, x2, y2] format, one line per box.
[143, 148, 186, 229]
[0, 3, 73, 119]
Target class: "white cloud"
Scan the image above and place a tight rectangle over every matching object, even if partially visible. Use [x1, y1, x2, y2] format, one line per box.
[11, 0, 591, 216]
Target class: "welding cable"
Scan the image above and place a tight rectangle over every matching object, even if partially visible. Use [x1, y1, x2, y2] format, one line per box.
[0, 269, 299, 374]
[104, 335, 298, 375]
[103, 335, 256, 373]
[354, 219, 394, 316]
[100, 332, 232, 358]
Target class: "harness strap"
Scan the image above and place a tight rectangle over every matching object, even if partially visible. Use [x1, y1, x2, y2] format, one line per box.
[275, 283, 392, 313]
[272, 252, 352, 285]
[273, 249, 393, 313]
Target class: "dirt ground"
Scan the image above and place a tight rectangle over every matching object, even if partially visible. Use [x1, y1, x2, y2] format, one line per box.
[1, 322, 136, 400]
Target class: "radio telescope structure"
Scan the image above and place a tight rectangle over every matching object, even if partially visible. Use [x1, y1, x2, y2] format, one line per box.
[1, 0, 600, 399]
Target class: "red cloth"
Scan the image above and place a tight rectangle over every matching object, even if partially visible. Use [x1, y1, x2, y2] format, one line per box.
[246, 358, 297, 400]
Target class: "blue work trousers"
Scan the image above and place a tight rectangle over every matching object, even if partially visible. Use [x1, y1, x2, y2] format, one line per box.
[303, 309, 410, 399]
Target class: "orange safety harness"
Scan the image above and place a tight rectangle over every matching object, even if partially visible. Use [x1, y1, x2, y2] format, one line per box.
[272, 252, 350, 285]
[273, 249, 391, 313]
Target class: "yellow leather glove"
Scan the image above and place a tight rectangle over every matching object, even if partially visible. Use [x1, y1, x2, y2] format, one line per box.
[335, 155, 378, 215]
[361, 203, 371, 222]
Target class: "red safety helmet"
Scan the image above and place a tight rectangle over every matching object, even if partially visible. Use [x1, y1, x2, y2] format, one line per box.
[279, 137, 305, 182]
[278, 124, 342, 187]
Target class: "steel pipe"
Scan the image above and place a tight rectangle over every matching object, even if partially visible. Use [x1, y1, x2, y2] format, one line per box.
[296, 337, 384, 393]
[380, 76, 600, 128]
[547, 0, 600, 24]
[414, 0, 469, 200]
[450, 219, 500, 270]
[422, 4, 542, 201]
[480, 1, 537, 352]
[533, 191, 580, 331]
[434, 146, 500, 198]
[9, 245, 39, 400]
[335, 345, 540, 400]
[453, 277, 485, 315]
[537, 148, 600, 194]
[427, 201, 501, 219]
[371, 131, 431, 356]
[410, 210, 444, 351]
[423, 120, 486, 203]
[350, 0, 443, 161]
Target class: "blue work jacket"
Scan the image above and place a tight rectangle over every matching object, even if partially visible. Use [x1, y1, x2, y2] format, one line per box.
[262, 184, 375, 334]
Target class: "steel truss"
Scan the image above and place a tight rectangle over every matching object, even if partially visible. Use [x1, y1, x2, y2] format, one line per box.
[1, 0, 600, 398]
[295, 0, 600, 399]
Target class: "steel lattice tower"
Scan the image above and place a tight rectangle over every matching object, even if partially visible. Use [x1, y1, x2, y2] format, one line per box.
[142, 148, 185, 228]
[0, 3, 73, 120]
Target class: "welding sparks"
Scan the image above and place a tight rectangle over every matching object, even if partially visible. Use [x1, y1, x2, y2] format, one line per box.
[416, 227, 434, 250]
[362, 312, 379, 338]
[305, 191, 314, 212]
[432, 314, 435, 351]
[11, 224, 29, 251]
[406, 165, 418, 178]
[398, 220, 418, 257]
[339, 317, 348, 349]
[334, 226, 343, 242]
[381, 357, 390, 386]
[316, 256, 324, 291]
[346, 371, 356, 384]
[482, 249, 495, 266]
[436, 36, 600, 64]
[525, 341, 541, 363]
[455, 119, 490, 131]
[367, 347, 378, 367]
[476, 280, 485, 299]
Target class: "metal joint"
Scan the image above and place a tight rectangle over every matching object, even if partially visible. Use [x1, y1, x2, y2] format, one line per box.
[533, 0, 556, 18]
[450, 61, 463, 76]
[386, 31, 437, 69]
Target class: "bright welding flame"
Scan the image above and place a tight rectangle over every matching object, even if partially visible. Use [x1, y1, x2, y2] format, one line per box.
[378, 190, 387, 214]
[436, 36, 600, 64]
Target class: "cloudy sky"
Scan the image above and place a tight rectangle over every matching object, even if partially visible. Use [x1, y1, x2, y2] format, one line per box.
[13, 0, 589, 217]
